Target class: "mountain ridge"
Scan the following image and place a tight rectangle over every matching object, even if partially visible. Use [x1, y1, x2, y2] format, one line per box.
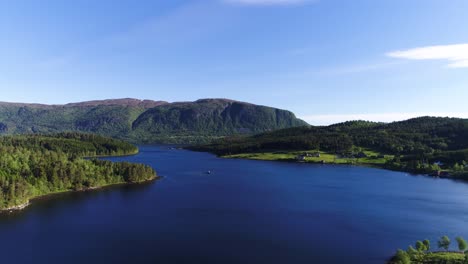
[0, 98, 308, 143]
[0, 98, 167, 108]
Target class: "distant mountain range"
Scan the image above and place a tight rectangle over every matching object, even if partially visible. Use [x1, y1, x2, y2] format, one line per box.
[0, 98, 307, 143]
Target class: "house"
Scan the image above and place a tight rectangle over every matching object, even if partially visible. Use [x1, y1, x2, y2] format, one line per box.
[296, 155, 306, 162]
[304, 152, 321, 158]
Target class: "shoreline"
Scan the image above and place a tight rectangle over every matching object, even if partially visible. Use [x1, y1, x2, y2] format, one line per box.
[220, 154, 467, 181]
[2, 202, 30, 212]
[0, 176, 159, 213]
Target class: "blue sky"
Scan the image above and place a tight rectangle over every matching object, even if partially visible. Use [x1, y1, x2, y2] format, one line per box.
[1, 0, 468, 125]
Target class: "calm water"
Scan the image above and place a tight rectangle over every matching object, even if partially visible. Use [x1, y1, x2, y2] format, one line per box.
[1, 146, 468, 264]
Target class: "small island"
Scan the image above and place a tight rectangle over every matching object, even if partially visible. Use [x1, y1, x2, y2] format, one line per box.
[0, 133, 157, 211]
[389, 236, 468, 264]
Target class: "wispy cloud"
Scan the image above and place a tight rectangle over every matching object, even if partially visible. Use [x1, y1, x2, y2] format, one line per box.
[300, 112, 468, 126]
[224, 0, 313, 6]
[387, 43, 468, 68]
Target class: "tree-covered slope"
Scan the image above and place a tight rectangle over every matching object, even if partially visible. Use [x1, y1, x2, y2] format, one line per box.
[0, 99, 162, 139]
[191, 117, 468, 176]
[196, 117, 468, 154]
[0, 133, 157, 210]
[0, 98, 307, 143]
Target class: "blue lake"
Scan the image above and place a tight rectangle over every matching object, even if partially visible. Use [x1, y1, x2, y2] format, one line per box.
[1, 146, 468, 263]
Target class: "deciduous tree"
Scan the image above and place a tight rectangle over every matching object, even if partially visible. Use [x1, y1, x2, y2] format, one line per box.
[438, 236, 451, 251]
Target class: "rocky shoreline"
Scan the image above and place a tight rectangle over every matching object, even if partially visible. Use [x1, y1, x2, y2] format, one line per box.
[2, 202, 30, 212]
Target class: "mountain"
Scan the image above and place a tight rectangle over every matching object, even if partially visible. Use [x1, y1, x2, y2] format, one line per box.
[0, 98, 307, 143]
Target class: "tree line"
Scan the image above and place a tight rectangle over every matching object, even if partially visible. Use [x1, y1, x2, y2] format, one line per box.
[0, 132, 139, 157]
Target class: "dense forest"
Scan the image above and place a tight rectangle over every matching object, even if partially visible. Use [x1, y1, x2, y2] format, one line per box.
[0, 133, 156, 210]
[0, 98, 306, 143]
[191, 117, 468, 176]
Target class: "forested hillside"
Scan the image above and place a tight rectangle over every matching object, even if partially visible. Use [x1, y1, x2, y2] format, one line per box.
[0, 133, 156, 210]
[191, 117, 468, 176]
[0, 98, 307, 143]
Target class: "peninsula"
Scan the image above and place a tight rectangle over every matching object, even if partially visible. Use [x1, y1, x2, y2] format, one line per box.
[0, 133, 157, 211]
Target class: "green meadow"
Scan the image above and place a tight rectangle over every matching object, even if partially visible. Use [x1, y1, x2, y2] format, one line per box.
[224, 149, 394, 166]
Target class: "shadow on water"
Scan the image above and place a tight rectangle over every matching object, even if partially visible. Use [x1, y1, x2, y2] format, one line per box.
[0, 180, 156, 224]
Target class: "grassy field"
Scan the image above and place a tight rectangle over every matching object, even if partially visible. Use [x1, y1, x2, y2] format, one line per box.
[422, 252, 465, 263]
[224, 149, 394, 166]
[389, 251, 466, 264]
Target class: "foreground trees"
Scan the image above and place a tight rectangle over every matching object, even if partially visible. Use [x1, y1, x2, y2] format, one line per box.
[423, 240, 430, 251]
[394, 250, 411, 264]
[439, 236, 451, 251]
[391, 236, 468, 264]
[457, 237, 468, 253]
[0, 133, 156, 210]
